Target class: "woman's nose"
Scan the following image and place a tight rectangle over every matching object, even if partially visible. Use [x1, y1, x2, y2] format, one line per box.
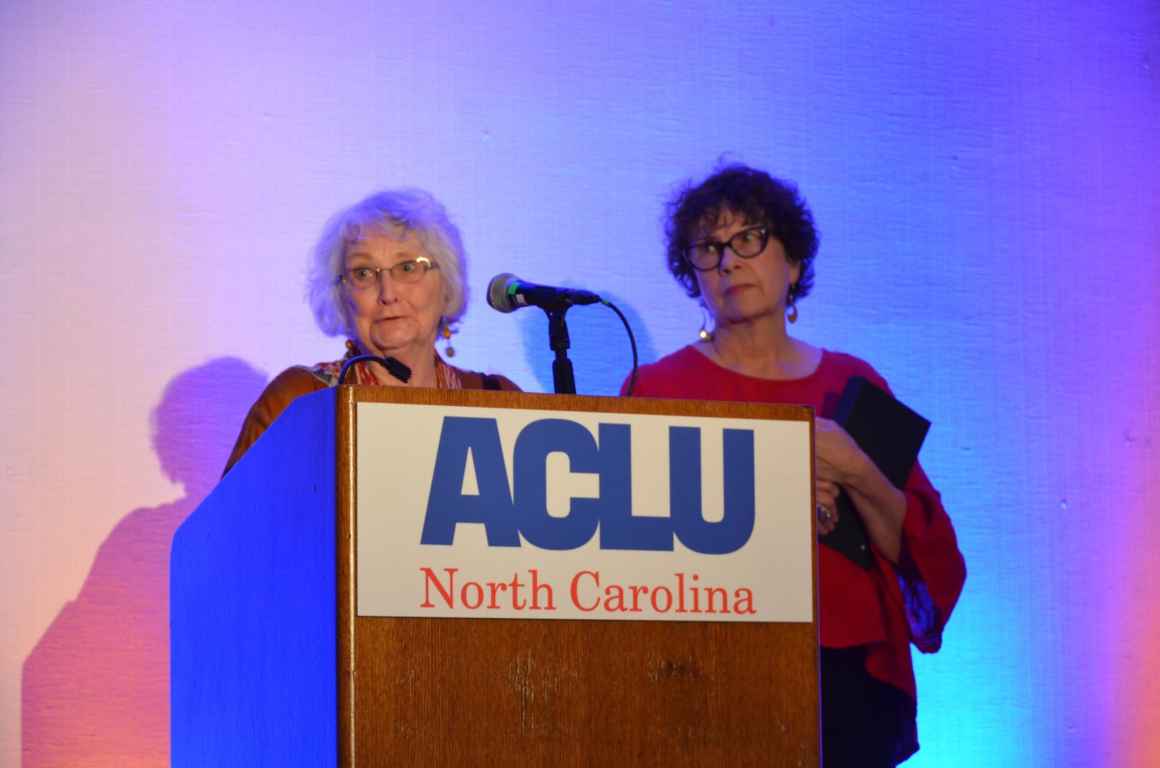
[377, 272, 398, 303]
[718, 245, 742, 272]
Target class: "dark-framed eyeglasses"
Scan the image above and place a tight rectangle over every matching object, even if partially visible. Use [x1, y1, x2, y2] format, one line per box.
[685, 225, 772, 272]
[337, 256, 437, 289]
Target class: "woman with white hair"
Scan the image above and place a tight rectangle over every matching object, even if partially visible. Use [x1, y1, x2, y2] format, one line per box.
[225, 188, 518, 472]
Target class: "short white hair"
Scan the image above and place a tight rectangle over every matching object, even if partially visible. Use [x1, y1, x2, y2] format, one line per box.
[307, 188, 468, 337]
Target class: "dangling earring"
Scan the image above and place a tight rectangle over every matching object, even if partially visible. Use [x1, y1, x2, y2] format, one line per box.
[440, 322, 456, 358]
[698, 304, 714, 341]
[786, 285, 799, 324]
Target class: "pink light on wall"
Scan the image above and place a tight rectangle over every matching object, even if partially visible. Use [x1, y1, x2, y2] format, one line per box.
[1126, 443, 1160, 766]
[21, 360, 267, 767]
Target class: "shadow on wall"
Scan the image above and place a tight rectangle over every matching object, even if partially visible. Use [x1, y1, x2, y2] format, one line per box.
[517, 293, 656, 396]
[21, 358, 267, 768]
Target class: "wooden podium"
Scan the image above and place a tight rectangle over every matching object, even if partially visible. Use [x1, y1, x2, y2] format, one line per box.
[171, 387, 819, 766]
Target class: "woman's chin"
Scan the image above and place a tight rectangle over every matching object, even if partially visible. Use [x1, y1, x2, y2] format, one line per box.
[368, 332, 430, 359]
[718, 306, 779, 326]
[373, 343, 418, 359]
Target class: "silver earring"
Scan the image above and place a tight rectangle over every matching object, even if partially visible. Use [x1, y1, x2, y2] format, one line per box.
[698, 305, 714, 341]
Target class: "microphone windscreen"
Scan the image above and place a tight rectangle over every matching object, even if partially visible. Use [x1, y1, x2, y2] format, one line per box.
[487, 273, 518, 313]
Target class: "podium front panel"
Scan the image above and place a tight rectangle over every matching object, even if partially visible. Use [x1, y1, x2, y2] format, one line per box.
[338, 388, 819, 767]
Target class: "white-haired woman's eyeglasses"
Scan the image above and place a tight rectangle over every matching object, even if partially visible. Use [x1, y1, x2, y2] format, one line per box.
[337, 256, 438, 290]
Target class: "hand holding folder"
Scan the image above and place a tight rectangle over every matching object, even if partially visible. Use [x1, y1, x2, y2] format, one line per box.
[819, 376, 931, 569]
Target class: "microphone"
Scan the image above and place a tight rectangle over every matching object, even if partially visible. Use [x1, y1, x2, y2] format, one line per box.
[337, 354, 412, 386]
[487, 273, 601, 314]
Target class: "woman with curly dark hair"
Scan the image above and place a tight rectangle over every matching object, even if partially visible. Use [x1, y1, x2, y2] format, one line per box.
[625, 163, 966, 767]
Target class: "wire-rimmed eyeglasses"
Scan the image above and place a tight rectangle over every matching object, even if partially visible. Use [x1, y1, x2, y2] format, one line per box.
[337, 256, 438, 289]
[685, 225, 772, 271]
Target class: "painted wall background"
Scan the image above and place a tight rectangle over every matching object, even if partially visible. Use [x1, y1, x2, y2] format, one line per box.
[2, 1, 1157, 765]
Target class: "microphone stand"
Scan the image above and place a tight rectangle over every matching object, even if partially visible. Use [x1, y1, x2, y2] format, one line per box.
[546, 308, 576, 395]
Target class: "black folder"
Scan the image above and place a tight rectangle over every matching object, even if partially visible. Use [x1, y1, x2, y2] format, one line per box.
[820, 376, 931, 569]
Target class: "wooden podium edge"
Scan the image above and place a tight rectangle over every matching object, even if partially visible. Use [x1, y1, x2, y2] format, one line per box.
[337, 386, 357, 768]
[341, 385, 814, 423]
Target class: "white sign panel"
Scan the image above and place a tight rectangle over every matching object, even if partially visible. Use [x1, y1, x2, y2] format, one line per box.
[356, 402, 813, 623]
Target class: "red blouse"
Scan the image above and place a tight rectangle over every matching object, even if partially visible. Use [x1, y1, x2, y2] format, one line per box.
[623, 345, 966, 699]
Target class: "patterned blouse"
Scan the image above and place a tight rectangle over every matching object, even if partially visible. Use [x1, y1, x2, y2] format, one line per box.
[308, 340, 464, 389]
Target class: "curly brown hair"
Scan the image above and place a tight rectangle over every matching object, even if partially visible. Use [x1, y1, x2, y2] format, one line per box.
[665, 164, 818, 303]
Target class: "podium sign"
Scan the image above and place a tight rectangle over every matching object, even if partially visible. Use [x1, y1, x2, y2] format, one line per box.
[356, 402, 813, 623]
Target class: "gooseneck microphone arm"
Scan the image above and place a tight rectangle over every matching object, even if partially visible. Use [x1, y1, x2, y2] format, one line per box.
[337, 354, 412, 386]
